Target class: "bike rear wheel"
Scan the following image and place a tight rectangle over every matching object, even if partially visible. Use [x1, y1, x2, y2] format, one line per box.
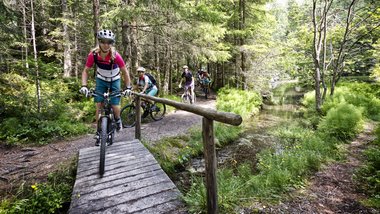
[190, 93, 196, 104]
[150, 102, 166, 121]
[204, 86, 209, 99]
[181, 93, 189, 104]
[99, 117, 108, 176]
[121, 104, 136, 128]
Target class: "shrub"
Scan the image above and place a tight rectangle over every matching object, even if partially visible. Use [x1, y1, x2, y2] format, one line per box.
[0, 73, 93, 145]
[216, 87, 262, 118]
[318, 102, 363, 141]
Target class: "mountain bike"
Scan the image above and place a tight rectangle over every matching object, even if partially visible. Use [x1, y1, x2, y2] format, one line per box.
[120, 94, 166, 128]
[200, 79, 211, 99]
[87, 89, 122, 176]
[181, 85, 196, 104]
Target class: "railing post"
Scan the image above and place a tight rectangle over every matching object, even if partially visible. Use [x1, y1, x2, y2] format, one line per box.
[135, 96, 141, 140]
[202, 117, 217, 214]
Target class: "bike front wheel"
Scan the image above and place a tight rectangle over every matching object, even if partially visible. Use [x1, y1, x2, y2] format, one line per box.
[120, 104, 136, 128]
[150, 102, 166, 121]
[99, 117, 108, 176]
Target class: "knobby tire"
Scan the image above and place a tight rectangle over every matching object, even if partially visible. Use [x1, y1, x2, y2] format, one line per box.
[99, 117, 108, 176]
[121, 104, 137, 128]
[150, 102, 166, 121]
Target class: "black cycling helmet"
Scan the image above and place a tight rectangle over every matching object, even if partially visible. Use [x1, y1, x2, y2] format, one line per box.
[97, 29, 115, 43]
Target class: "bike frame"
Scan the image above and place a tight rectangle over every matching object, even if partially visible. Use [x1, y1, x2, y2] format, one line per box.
[90, 89, 122, 176]
[93, 90, 120, 135]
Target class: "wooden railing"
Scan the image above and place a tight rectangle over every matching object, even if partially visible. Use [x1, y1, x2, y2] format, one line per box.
[130, 92, 242, 214]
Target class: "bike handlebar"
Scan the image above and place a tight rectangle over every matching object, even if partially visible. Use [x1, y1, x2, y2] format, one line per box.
[86, 89, 124, 99]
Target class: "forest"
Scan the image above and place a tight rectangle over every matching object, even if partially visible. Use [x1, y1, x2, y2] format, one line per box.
[1, 0, 380, 213]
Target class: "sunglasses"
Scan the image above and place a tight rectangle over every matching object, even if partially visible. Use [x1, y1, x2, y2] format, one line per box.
[99, 39, 113, 45]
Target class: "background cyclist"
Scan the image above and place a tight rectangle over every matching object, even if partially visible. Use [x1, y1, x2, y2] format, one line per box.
[179, 65, 195, 104]
[198, 68, 211, 86]
[136, 66, 158, 110]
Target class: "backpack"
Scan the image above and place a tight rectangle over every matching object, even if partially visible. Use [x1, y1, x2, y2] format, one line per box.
[92, 49, 115, 78]
[145, 73, 157, 87]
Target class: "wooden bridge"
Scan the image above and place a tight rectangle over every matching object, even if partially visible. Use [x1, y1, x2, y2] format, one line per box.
[69, 139, 185, 213]
[69, 92, 242, 214]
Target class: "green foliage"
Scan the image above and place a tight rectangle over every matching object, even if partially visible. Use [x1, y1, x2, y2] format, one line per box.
[0, 73, 93, 145]
[183, 165, 250, 213]
[318, 102, 363, 141]
[216, 87, 262, 118]
[302, 83, 380, 126]
[184, 121, 338, 213]
[0, 158, 77, 213]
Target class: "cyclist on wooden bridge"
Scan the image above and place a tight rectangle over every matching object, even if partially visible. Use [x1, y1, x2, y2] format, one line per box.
[79, 29, 132, 145]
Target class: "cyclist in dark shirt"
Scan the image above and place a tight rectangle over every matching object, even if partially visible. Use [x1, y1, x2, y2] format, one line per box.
[179, 65, 195, 103]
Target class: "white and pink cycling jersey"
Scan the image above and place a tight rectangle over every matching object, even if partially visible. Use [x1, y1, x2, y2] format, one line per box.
[85, 51, 126, 82]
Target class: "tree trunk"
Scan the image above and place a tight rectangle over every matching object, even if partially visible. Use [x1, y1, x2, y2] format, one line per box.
[62, 0, 72, 78]
[93, 0, 100, 46]
[22, 1, 29, 70]
[31, 0, 41, 113]
[130, 21, 139, 74]
[330, 0, 357, 96]
[169, 49, 173, 94]
[74, 6, 79, 78]
[239, 0, 247, 90]
[40, 0, 48, 36]
[121, 19, 131, 75]
[321, 0, 329, 102]
[312, 0, 326, 113]
[222, 62, 225, 87]
[163, 45, 170, 95]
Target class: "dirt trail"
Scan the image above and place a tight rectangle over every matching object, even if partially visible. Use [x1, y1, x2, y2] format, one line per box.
[0, 96, 216, 199]
[249, 122, 379, 214]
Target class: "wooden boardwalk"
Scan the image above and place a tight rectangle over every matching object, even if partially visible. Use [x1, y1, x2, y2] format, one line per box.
[69, 139, 186, 214]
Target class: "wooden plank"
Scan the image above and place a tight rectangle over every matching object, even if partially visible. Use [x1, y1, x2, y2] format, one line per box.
[79, 139, 138, 155]
[77, 150, 148, 172]
[71, 171, 172, 207]
[94, 190, 184, 214]
[74, 162, 160, 185]
[78, 140, 142, 160]
[132, 198, 187, 214]
[76, 153, 155, 179]
[69, 139, 184, 214]
[73, 164, 161, 190]
[70, 181, 176, 213]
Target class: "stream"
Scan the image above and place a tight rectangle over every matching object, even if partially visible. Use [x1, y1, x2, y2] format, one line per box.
[175, 84, 305, 188]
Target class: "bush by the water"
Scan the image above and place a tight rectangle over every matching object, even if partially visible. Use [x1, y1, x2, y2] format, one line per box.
[317, 102, 363, 141]
[216, 87, 262, 118]
[302, 83, 380, 122]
